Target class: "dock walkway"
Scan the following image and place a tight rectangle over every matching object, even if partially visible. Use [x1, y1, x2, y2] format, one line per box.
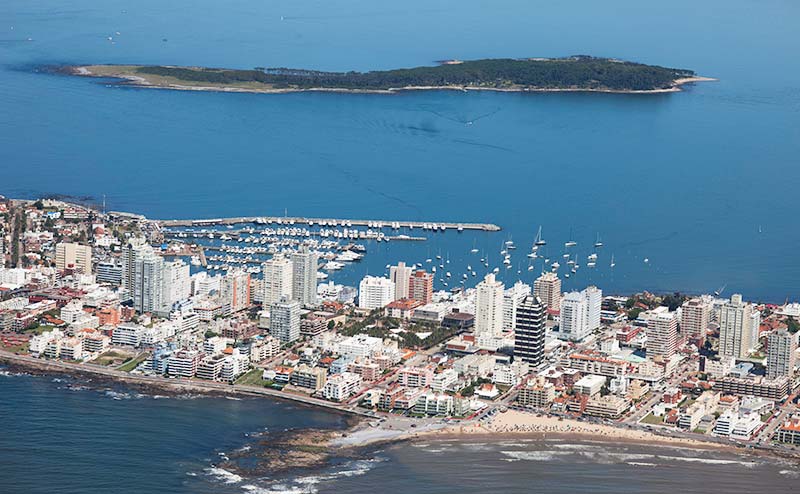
[156, 215, 500, 232]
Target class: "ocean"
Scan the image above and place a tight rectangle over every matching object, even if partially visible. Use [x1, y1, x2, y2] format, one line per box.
[1, 0, 799, 301]
[1, 371, 797, 493]
[1, 3, 799, 487]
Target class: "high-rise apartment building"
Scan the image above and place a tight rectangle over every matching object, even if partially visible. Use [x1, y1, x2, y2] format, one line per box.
[389, 261, 413, 300]
[221, 269, 251, 312]
[270, 296, 301, 344]
[358, 276, 395, 310]
[262, 255, 293, 308]
[409, 270, 434, 305]
[681, 297, 711, 339]
[767, 329, 797, 379]
[291, 245, 318, 307]
[475, 273, 505, 339]
[503, 281, 531, 331]
[533, 272, 561, 313]
[718, 294, 754, 359]
[55, 242, 92, 275]
[514, 295, 547, 365]
[646, 310, 678, 360]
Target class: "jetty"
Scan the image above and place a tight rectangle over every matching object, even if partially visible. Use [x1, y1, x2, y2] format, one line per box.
[155, 216, 501, 232]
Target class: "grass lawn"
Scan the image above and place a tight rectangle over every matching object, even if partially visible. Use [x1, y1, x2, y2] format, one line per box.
[640, 413, 664, 425]
[24, 325, 54, 336]
[117, 354, 149, 372]
[235, 368, 264, 386]
[91, 350, 132, 366]
[2, 343, 29, 354]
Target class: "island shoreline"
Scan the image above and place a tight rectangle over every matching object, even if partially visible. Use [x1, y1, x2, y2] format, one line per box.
[62, 65, 716, 96]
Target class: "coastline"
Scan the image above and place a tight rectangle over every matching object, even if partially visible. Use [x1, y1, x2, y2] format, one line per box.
[65, 65, 716, 96]
[0, 349, 371, 419]
[4, 348, 797, 466]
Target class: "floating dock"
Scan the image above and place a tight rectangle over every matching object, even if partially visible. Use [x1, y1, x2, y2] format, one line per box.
[155, 216, 501, 232]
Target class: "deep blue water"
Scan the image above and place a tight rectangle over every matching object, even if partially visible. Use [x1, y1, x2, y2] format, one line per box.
[2, 371, 798, 493]
[1, 0, 799, 300]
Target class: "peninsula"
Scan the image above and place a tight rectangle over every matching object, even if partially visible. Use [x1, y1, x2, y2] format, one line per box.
[65, 56, 712, 94]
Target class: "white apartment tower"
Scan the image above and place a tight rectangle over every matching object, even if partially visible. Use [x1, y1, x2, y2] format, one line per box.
[262, 255, 293, 308]
[358, 276, 395, 310]
[560, 291, 588, 341]
[162, 259, 191, 310]
[559, 286, 601, 341]
[389, 261, 413, 301]
[718, 294, 754, 359]
[646, 310, 679, 360]
[132, 244, 163, 314]
[270, 296, 301, 344]
[475, 273, 505, 339]
[767, 329, 797, 379]
[503, 281, 531, 331]
[585, 286, 602, 331]
[291, 245, 318, 307]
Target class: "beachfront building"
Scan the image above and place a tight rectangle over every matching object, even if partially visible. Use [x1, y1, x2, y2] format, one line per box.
[584, 395, 631, 419]
[111, 323, 146, 347]
[167, 350, 203, 378]
[196, 354, 226, 381]
[414, 392, 454, 416]
[290, 364, 327, 391]
[322, 372, 363, 402]
[517, 378, 556, 409]
[774, 417, 800, 445]
[513, 295, 547, 365]
[358, 276, 395, 310]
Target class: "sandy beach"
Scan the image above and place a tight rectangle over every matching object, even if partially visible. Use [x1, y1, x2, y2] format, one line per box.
[424, 410, 723, 449]
[339, 410, 730, 451]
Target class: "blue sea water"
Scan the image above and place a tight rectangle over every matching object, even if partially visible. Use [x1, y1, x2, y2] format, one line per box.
[2, 371, 798, 493]
[1, 0, 799, 300]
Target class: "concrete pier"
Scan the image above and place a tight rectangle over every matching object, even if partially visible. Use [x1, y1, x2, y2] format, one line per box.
[156, 215, 500, 232]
